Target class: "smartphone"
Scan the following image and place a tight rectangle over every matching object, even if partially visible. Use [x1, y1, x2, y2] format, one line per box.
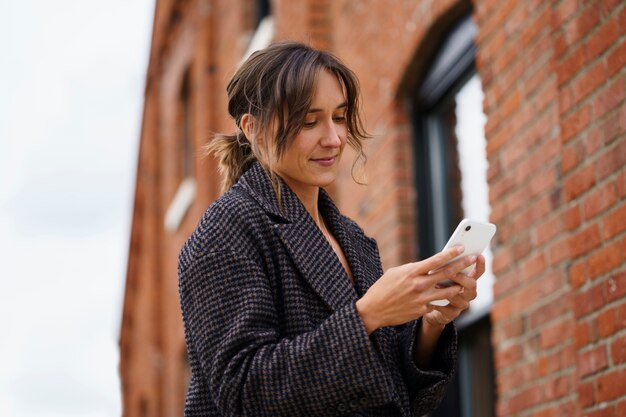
[430, 219, 496, 307]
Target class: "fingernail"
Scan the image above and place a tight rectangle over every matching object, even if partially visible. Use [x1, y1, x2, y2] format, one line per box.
[459, 287, 465, 294]
[470, 256, 477, 263]
[456, 245, 465, 254]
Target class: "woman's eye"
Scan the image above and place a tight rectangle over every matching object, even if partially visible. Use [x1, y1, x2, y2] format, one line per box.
[333, 115, 347, 123]
[304, 120, 317, 128]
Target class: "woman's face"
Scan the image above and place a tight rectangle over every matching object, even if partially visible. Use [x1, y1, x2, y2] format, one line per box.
[273, 70, 348, 197]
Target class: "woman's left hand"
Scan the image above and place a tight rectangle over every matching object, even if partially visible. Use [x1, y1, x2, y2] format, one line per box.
[423, 255, 486, 327]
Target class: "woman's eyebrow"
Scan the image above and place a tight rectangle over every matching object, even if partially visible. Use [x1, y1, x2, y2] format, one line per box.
[307, 102, 348, 113]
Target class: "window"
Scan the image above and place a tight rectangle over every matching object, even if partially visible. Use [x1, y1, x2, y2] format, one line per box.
[240, 0, 274, 64]
[164, 68, 196, 232]
[179, 69, 194, 180]
[412, 15, 496, 417]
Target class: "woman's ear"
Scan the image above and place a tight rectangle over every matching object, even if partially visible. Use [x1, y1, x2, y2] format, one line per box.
[240, 114, 263, 146]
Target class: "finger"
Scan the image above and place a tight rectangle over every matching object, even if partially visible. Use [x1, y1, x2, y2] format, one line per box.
[428, 255, 477, 285]
[446, 293, 471, 310]
[426, 284, 463, 305]
[469, 255, 486, 279]
[432, 304, 464, 321]
[416, 245, 465, 275]
[447, 271, 477, 292]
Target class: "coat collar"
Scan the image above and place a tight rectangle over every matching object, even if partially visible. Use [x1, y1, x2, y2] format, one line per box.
[237, 162, 375, 311]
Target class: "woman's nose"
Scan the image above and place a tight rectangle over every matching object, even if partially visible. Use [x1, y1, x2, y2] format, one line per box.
[321, 120, 342, 147]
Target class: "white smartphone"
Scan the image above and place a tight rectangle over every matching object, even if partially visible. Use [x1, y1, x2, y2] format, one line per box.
[430, 219, 497, 307]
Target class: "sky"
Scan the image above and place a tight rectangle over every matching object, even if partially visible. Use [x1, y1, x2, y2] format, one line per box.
[0, 1, 155, 416]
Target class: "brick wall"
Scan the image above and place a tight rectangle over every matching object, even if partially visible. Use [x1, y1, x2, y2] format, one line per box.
[476, 1, 626, 416]
[120, 0, 626, 416]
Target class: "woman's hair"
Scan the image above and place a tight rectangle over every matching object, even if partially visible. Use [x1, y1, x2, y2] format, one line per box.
[205, 41, 369, 194]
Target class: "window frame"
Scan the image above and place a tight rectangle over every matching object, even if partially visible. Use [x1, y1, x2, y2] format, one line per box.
[411, 14, 496, 417]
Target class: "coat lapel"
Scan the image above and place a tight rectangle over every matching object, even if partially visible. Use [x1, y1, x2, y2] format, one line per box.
[319, 189, 383, 297]
[239, 163, 358, 312]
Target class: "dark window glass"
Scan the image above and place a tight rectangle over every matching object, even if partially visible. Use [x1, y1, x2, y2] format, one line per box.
[179, 69, 194, 179]
[413, 15, 496, 417]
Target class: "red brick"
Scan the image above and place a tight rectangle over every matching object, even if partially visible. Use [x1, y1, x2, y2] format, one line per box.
[561, 104, 590, 144]
[523, 7, 551, 44]
[602, 111, 623, 145]
[618, 301, 626, 328]
[492, 296, 516, 322]
[492, 245, 514, 275]
[553, 0, 577, 28]
[569, 224, 601, 258]
[544, 374, 573, 401]
[586, 19, 620, 59]
[619, 171, 626, 198]
[583, 180, 618, 220]
[536, 215, 562, 246]
[490, 174, 515, 201]
[600, 0, 622, 16]
[597, 368, 626, 402]
[578, 345, 608, 377]
[574, 282, 606, 318]
[603, 203, 626, 239]
[572, 61, 607, 103]
[606, 270, 626, 302]
[522, 251, 547, 279]
[578, 380, 595, 408]
[564, 164, 596, 201]
[495, 343, 523, 369]
[549, 235, 571, 264]
[559, 86, 574, 115]
[584, 407, 616, 417]
[556, 401, 578, 417]
[570, 260, 588, 289]
[529, 296, 572, 331]
[595, 140, 626, 181]
[610, 333, 626, 365]
[587, 242, 624, 279]
[541, 319, 573, 349]
[509, 384, 544, 413]
[566, 4, 600, 46]
[576, 320, 593, 348]
[585, 125, 604, 155]
[618, 400, 626, 417]
[529, 167, 558, 198]
[607, 40, 626, 77]
[496, 317, 525, 343]
[591, 77, 625, 120]
[557, 44, 586, 87]
[561, 141, 584, 174]
[598, 307, 618, 337]
[554, 32, 568, 58]
[530, 407, 556, 417]
[564, 204, 582, 230]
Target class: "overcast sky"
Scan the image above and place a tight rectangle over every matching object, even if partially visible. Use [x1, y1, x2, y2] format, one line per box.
[0, 1, 155, 416]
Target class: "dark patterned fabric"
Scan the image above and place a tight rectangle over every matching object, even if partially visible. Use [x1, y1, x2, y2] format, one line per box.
[178, 162, 457, 417]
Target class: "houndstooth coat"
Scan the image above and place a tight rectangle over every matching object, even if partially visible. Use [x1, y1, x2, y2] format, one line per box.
[178, 162, 457, 417]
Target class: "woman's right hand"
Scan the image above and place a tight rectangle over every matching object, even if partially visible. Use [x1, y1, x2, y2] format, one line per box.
[355, 246, 477, 334]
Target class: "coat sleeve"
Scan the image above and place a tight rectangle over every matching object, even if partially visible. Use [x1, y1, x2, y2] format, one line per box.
[350, 222, 458, 415]
[179, 249, 396, 417]
[396, 319, 457, 416]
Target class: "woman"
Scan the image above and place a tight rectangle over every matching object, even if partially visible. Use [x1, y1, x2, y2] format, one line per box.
[178, 41, 485, 417]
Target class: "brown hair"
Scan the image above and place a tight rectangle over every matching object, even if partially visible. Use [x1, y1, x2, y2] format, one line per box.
[205, 41, 369, 194]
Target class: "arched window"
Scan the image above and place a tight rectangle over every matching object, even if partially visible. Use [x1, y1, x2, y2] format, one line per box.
[412, 15, 496, 417]
[164, 66, 196, 233]
[179, 68, 194, 180]
[241, 0, 274, 63]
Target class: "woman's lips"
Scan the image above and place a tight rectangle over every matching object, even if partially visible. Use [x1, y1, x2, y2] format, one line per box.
[311, 156, 336, 166]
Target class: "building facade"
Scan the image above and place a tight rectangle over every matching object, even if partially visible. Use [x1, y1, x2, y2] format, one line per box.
[119, 0, 626, 416]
